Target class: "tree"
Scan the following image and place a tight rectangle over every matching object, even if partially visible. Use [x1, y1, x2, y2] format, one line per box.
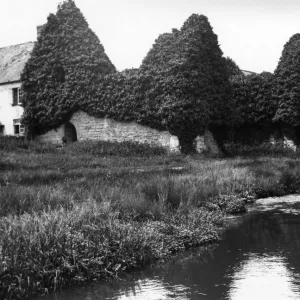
[224, 57, 244, 78]
[231, 72, 275, 126]
[21, 0, 116, 136]
[230, 72, 276, 144]
[273, 34, 300, 127]
[141, 14, 234, 152]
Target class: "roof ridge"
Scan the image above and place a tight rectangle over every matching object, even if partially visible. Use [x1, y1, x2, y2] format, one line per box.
[0, 41, 34, 51]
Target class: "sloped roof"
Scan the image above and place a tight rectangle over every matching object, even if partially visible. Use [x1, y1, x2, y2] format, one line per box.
[0, 42, 34, 84]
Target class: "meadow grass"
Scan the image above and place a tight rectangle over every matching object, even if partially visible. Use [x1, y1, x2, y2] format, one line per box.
[1, 137, 300, 299]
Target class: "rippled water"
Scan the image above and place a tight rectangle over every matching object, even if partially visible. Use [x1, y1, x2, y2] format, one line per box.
[37, 195, 300, 300]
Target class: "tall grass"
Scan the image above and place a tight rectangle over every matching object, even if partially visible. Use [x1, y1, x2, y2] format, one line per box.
[1, 137, 300, 298]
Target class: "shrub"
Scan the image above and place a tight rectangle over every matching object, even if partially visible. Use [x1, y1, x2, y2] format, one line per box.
[214, 195, 247, 214]
[279, 168, 300, 193]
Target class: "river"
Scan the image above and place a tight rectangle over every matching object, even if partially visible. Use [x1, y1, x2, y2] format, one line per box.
[38, 195, 300, 300]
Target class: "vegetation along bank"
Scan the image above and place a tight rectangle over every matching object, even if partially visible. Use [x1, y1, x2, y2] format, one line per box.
[1, 137, 300, 299]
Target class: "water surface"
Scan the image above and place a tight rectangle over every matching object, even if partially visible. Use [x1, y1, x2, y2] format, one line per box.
[39, 195, 300, 300]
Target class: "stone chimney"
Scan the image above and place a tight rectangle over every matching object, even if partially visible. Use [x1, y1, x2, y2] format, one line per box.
[37, 25, 45, 39]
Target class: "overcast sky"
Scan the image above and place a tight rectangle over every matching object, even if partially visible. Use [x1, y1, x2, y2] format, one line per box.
[1, 0, 300, 73]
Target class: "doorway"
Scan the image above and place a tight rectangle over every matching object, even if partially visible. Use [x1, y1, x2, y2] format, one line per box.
[64, 122, 77, 143]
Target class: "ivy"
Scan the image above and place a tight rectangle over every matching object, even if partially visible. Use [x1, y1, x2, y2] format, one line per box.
[22, 4, 233, 152]
[231, 72, 276, 127]
[273, 34, 300, 126]
[21, 0, 116, 136]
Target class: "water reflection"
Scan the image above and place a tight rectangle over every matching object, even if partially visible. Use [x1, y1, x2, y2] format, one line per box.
[229, 255, 300, 300]
[37, 196, 300, 300]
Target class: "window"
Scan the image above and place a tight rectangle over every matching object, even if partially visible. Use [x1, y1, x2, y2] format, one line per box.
[0, 125, 4, 135]
[13, 119, 24, 136]
[12, 87, 22, 106]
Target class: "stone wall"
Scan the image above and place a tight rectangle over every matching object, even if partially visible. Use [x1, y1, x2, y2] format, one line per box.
[194, 130, 222, 155]
[283, 136, 297, 151]
[37, 111, 180, 153]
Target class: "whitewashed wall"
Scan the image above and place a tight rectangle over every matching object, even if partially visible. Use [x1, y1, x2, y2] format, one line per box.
[0, 82, 23, 135]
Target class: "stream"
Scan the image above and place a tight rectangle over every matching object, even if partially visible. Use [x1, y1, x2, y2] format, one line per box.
[38, 195, 300, 300]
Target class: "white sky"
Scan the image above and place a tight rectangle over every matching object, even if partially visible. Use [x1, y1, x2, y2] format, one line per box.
[1, 0, 300, 73]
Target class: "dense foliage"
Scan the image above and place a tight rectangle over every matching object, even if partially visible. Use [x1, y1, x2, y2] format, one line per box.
[224, 57, 244, 78]
[228, 72, 277, 144]
[231, 72, 276, 126]
[141, 14, 234, 151]
[21, 0, 116, 136]
[22, 7, 233, 152]
[273, 34, 300, 127]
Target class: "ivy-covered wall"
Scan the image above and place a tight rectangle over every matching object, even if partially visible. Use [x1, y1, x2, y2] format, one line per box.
[21, 3, 233, 153]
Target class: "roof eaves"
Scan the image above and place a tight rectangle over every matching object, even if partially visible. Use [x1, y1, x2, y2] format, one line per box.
[0, 80, 21, 86]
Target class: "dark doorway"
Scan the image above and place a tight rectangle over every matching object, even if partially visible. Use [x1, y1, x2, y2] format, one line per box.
[64, 122, 77, 143]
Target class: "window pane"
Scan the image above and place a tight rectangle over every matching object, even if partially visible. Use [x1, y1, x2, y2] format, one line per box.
[14, 125, 20, 135]
[12, 88, 18, 105]
[18, 88, 22, 104]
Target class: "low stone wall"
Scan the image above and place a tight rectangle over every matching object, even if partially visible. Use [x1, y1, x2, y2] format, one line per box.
[270, 135, 297, 151]
[194, 130, 222, 155]
[283, 136, 297, 151]
[36, 111, 181, 153]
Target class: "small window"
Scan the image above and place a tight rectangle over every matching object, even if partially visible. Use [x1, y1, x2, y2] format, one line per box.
[13, 119, 24, 136]
[12, 87, 22, 106]
[0, 125, 4, 135]
[14, 124, 20, 135]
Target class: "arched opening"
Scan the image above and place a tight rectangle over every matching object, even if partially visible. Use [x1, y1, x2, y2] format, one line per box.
[64, 122, 77, 143]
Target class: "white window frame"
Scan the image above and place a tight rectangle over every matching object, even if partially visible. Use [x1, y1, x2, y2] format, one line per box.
[12, 87, 23, 106]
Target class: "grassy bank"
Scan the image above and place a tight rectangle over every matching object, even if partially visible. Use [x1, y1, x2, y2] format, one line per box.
[1, 137, 300, 299]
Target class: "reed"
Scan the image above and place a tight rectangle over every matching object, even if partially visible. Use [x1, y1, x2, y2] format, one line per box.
[1, 137, 300, 298]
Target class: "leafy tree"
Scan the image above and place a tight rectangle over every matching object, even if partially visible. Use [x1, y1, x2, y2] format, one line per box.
[231, 72, 276, 126]
[229, 72, 277, 144]
[141, 14, 234, 152]
[273, 34, 300, 126]
[224, 57, 244, 78]
[21, 0, 116, 136]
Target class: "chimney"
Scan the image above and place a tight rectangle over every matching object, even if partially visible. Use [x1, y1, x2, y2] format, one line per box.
[37, 25, 45, 39]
